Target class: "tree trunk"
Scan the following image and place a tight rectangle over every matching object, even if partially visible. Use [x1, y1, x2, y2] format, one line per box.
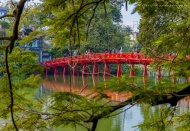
[90, 119, 98, 131]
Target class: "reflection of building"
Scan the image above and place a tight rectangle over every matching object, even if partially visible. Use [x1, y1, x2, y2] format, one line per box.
[19, 27, 51, 62]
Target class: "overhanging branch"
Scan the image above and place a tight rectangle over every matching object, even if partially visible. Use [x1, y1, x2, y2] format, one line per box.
[85, 84, 190, 123]
[0, 14, 14, 19]
[10, 0, 27, 53]
[0, 37, 11, 41]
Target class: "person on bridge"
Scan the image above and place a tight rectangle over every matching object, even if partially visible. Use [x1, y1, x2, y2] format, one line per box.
[113, 48, 117, 53]
[73, 50, 77, 57]
[109, 48, 112, 54]
[86, 49, 90, 54]
[136, 48, 140, 53]
[119, 47, 122, 54]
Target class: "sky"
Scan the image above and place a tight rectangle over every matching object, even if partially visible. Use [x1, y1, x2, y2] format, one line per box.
[2, 0, 141, 31]
[121, 4, 141, 32]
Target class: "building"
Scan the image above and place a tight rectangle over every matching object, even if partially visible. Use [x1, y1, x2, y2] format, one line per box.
[0, 7, 8, 21]
[0, 6, 51, 62]
[19, 27, 52, 62]
[0, 7, 9, 44]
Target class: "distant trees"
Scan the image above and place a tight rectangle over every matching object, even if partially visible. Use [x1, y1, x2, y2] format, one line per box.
[83, 2, 126, 53]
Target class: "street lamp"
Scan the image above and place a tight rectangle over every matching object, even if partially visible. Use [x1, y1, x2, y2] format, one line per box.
[126, 1, 128, 11]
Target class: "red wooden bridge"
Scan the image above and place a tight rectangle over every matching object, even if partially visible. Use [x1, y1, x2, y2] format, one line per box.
[42, 52, 153, 78]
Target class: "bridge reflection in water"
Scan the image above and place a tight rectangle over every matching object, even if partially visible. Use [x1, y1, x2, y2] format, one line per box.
[40, 75, 190, 131]
[41, 75, 132, 102]
[41, 75, 190, 105]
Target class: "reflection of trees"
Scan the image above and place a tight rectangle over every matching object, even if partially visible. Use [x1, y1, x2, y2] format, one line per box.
[178, 97, 190, 113]
[138, 98, 190, 131]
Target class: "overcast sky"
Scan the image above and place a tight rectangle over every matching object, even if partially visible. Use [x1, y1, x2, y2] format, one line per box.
[121, 4, 141, 32]
[1, 1, 140, 31]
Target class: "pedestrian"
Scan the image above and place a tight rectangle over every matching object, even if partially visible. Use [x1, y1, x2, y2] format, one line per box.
[64, 53, 68, 57]
[136, 48, 140, 53]
[109, 48, 112, 54]
[73, 50, 77, 56]
[119, 47, 122, 54]
[113, 48, 116, 53]
[87, 49, 90, 54]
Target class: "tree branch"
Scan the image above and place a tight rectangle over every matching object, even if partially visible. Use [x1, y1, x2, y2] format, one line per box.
[151, 84, 190, 106]
[10, 0, 27, 53]
[5, 45, 18, 131]
[85, 84, 190, 123]
[90, 119, 98, 131]
[0, 14, 14, 19]
[0, 37, 11, 41]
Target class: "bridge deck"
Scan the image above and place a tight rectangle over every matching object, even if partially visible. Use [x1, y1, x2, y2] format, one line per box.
[42, 52, 153, 67]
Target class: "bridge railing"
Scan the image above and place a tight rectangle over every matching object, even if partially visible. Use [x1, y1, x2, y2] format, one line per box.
[42, 52, 153, 67]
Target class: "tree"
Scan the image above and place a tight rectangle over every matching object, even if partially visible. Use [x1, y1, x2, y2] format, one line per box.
[41, 0, 190, 130]
[0, 1, 44, 130]
[0, 21, 9, 44]
[2, 0, 190, 131]
[126, 0, 190, 129]
[82, 2, 126, 53]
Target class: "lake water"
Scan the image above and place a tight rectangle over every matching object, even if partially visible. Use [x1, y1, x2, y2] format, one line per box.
[41, 75, 190, 131]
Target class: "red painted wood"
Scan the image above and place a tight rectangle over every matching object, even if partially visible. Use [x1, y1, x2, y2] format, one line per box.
[157, 66, 161, 79]
[93, 63, 99, 75]
[117, 63, 121, 77]
[45, 68, 48, 77]
[143, 64, 147, 77]
[42, 52, 152, 68]
[42, 52, 153, 77]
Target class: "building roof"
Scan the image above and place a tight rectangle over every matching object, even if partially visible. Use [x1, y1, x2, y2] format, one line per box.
[25, 28, 33, 35]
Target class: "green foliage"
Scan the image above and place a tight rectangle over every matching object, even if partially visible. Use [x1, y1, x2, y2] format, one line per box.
[39, 91, 114, 129]
[0, 21, 9, 29]
[0, 46, 44, 130]
[2, 0, 190, 130]
[135, 104, 176, 131]
[82, 3, 126, 53]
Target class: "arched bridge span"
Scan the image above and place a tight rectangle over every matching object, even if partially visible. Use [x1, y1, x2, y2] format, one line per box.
[42, 52, 153, 78]
[42, 52, 153, 77]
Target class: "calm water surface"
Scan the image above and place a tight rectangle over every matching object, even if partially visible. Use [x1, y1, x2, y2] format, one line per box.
[41, 75, 190, 131]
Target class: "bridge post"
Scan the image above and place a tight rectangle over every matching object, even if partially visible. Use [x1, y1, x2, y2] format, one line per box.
[45, 68, 49, 78]
[143, 76, 147, 85]
[172, 70, 176, 83]
[62, 65, 66, 76]
[82, 73, 85, 87]
[82, 64, 85, 75]
[92, 63, 99, 75]
[157, 66, 161, 78]
[117, 63, 122, 77]
[82, 64, 89, 76]
[72, 63, 78, 76]
[143, 64, 148, 86]
[54, 67, 57, 77]
[107, 64, 110, 78]
[103, 63, 106, 77]
[104, 62, 110, 78]
[53, 67, 57, 81]
[130, 63, 135, 77]
[157, 66, 162, 83]
[157, 66, 161, 83]
[143, 64, 147, 77]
